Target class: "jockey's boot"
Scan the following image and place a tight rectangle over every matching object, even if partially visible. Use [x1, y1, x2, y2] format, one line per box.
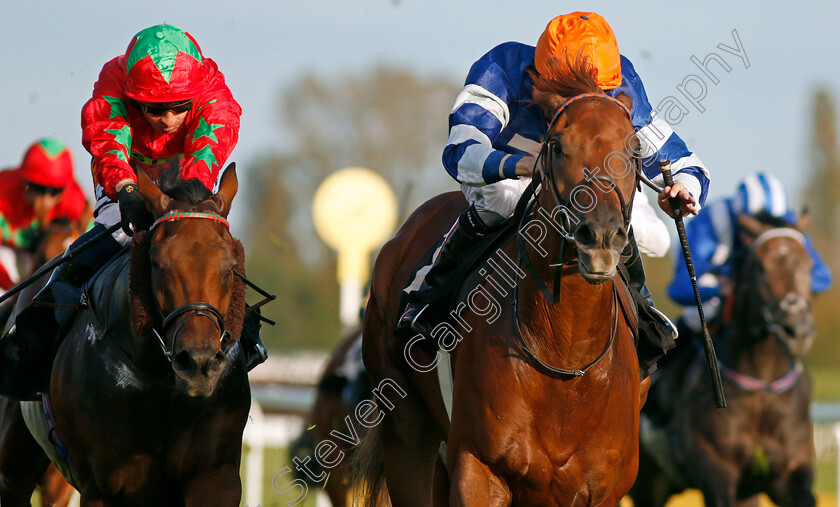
[624, 232, 678, 339]
[241, 308, 268, 371]
[395, 205, 490, 341]
[623, 233, 678, 377]
[28, 224, 122, 342]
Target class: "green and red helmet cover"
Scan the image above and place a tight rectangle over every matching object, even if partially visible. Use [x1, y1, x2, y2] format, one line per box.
[0, 159, 89, 289]
[20, 138, 75, 188]
[81, 25, 242, 200]
[123, 25, 211, 103]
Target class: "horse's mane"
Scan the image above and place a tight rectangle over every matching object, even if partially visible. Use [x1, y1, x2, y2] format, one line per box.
[750, 210, 791, 229]
[529, 50, 603, 98]
[156, 166, 213, 205]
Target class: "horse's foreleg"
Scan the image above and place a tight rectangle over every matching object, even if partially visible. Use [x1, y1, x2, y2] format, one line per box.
[735, 496, 761, 507]
[183, 464, 241, 507]
[0, 399, 50, 505]
[449, 448, 510, 507]
[766, 464, 816, 507]
[380, 400, 443, 507]
[629, 444, 675, 507]
[692, 450, 740, 507]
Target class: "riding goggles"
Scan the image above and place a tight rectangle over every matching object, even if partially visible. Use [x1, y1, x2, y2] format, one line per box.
[138, 100, 193, 116]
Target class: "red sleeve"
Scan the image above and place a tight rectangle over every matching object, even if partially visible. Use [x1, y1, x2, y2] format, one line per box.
[0, 265, 14, 291]
[81, 57, 136, 200]
[179, 60, 242, 191]
[49, 180, 90, 223]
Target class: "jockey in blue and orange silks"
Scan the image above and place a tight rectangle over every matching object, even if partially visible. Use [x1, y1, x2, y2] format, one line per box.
[396, 12, 711, 348]
[667, 172, 832, 345]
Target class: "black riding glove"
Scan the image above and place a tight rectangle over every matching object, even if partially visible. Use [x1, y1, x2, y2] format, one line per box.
[117, 183, 151, 236]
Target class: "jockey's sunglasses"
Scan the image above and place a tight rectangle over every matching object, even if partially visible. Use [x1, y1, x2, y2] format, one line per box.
[138, 100, 193, 116]
[25, 182, 64, 197]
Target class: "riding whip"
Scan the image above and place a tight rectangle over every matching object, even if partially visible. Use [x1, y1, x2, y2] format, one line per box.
[0, 223, 122, 306]
[659, 159, 727, 408]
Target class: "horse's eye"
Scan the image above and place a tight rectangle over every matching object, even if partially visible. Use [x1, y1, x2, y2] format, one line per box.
[551, 141, 563, 158]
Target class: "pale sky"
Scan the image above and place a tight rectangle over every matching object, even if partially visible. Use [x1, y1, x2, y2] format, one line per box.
[2, 0, 839, 231]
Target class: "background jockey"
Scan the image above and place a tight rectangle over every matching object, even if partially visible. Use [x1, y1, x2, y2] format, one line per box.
[396, 11, 709, 345]
[20, 24, 265, 370]
[667, 172, 832, 345]
[0, 139, 90, 294]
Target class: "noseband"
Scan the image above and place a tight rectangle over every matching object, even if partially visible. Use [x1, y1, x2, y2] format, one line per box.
[149, 210, 232, 361]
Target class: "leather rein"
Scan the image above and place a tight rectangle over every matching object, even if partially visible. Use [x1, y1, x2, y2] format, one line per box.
[511, 92, 641, 377]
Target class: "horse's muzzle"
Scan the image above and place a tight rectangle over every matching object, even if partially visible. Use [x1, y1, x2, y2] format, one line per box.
[172, 346, 227, 397]
[574, 219, 627, 285]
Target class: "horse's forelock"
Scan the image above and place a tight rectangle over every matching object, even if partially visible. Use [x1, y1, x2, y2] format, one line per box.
[530, 49, 602, 100]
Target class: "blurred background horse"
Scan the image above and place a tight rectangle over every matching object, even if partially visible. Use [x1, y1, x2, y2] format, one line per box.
[633, 212, 818, 506]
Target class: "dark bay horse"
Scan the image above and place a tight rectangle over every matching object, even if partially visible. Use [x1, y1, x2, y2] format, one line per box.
[355, 57, 647, 506]
[0, 166, 251, 505]
[289, 327, 367, 506]
[0, 220, 83, 506]
[632, 213, 817, 506]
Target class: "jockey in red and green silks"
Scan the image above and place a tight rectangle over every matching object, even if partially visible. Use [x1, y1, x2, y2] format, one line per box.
[31, 24, 242, 330]
[82, 23, 242, 248]
[0, 139, 89, 292]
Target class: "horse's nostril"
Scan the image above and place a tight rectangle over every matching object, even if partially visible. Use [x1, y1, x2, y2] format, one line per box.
[576, 224, 595, 247]
[608, 226, 628, 250]
[172, 351, 196, 375]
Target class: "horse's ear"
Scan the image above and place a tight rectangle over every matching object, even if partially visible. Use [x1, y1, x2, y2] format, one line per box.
[797, 206, 811, 232]
[213, 163, 238, 218]
[533, 89, 566, 121]
[737, 214, 766, 246]
[137, 168, 171, 217]
[615, 92, 633, 114]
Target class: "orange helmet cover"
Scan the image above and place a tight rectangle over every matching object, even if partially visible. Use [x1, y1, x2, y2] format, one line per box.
[535, 12, 622, 90]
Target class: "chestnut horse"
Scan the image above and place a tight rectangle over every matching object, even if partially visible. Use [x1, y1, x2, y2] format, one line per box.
[0, 166, 251, 505]
[632, 213, 817, 506]
[356, 57, 646, 506]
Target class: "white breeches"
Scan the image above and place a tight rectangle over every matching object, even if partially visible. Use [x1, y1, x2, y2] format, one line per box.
[461, 179, 670, 258]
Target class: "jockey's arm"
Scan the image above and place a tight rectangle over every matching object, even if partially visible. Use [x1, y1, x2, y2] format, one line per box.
[610, 56, 710, 216]
[81, 57, 137, 201]
[177, 71, 242, 192]
[443, 43, 535, 187]
[803, 235, 833, 293]
[666, 204, 723, 306]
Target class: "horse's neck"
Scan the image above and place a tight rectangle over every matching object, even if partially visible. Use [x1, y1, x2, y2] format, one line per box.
[515, 245, 615, 363]
[726, 288, 793, 380]
[90, 256, 164, 372]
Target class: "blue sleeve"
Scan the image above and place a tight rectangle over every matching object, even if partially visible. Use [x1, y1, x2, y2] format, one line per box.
[610, 56, 711, 207]
[442, 43, 530, 186]
[803, 235, 833, 293]
[667, 208, 724, 305]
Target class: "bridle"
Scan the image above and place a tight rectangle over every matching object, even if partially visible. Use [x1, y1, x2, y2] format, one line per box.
[512, 92, 640, 376]
[148, 210, 233, 361]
